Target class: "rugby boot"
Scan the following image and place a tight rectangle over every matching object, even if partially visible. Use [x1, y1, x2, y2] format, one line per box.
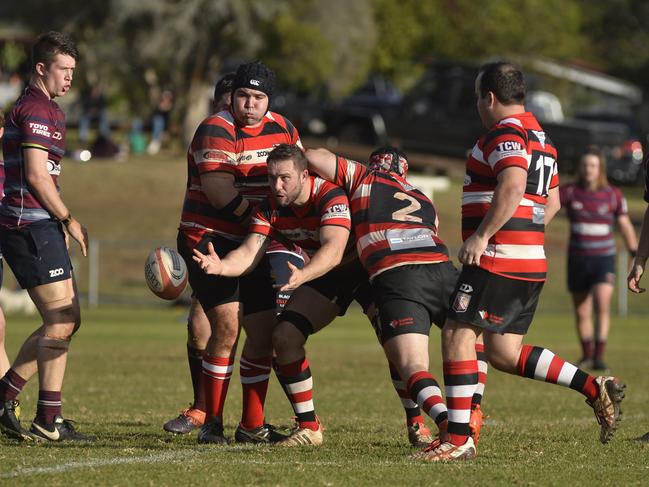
[235, 423, 287, 444]
[414, 437, 476, 462]
[197, 418, 228, 444]
[277, 418, 323, 447]
[407, 421, 434, 448]
[30, 416, 95, 442]
[0, 400, 32, 441]
[588, 376, 626, 444]
[163, 407, 206, 434]
[469, 405, 484, 444]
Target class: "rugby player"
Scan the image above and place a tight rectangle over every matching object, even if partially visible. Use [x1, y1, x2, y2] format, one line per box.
[176, 62, 304, 444]
[422, 62, 626, 461]
[0, 111, 9, 379]
[628, 154, 649, 442]
[193, 143, 361, 446]
[0, 31, 92, 442]
[305, 146, 488, 447]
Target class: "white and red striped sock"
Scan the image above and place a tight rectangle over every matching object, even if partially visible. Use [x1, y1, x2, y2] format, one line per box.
[444, 360, 478, 446]
[406, 371, 447, 426]
[277, 357, 318, 431]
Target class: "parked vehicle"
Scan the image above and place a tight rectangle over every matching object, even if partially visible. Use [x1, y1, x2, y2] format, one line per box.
[325, 62, 632, 173]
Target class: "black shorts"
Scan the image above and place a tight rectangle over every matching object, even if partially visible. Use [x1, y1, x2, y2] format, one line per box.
[267, 249, 305, 313]
[0, 219, 72, 289]
[567, 254, 615, 293]
[302, 258, 368, 316]
[372, 262, 459, 344]
[447, 265, 544, 335]
[177, 232, 275, 315]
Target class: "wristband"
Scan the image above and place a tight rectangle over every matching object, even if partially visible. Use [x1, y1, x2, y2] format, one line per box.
[59, 213, 73, 226]
[630, 250, 637, 258]
[221, 194, 251, 224]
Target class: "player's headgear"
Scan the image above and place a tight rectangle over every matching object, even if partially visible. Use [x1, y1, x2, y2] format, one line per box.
[369, 146, 409, 177]
[232, 61, 275, 99]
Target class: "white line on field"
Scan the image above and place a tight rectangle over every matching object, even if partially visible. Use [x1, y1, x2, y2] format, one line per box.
[0, 450, 409, 479]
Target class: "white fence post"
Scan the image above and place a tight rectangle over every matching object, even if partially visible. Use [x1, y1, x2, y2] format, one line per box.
[617, 250, 628, 317]
[88, 239, 100, 308]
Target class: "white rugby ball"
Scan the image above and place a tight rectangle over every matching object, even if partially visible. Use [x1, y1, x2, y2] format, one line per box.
[144, 247, 188, 300]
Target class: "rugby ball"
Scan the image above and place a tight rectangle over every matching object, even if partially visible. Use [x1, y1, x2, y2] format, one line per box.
[144, 247, 188, 300]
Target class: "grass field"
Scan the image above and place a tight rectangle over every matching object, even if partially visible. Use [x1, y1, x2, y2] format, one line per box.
[1, 150, 648, 485]
[0, 305, 648, 486]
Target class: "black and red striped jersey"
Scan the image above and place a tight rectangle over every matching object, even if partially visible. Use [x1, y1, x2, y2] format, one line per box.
[179, 109, 301, 246]
[462, 112, 559, 281]
[333, 156, 449, 280]
[249, 176, 351, 257]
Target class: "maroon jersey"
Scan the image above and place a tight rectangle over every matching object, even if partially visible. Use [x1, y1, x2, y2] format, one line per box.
[333, 156, 449, 280]
[0, 86, 67, 227]
[249, 176, 351, 257]
[560, 183, 627, 257]
[463, 112, 559, 281]
[179, 109, 301, 246]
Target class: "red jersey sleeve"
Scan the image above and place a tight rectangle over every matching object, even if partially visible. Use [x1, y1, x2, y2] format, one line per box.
[612, 186, 628, 216]
[190, 116, 238, 176]
[249, 200, 280, 238]
[315, 179, 352, 230]
[482, 122, 529, 175]
[333, 156, 368, 195]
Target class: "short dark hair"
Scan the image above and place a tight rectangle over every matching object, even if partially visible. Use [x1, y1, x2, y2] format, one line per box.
[478, 62, 525, 105]
[32, 31, 78, 70]
[214, 72, 235, 101]
[267, 144, 307, 172]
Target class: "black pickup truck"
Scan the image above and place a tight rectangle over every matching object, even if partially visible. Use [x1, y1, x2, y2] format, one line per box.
[324, 62, 630, 172]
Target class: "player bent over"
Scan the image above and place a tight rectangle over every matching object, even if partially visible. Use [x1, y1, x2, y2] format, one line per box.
[423, 62, 625, 462]
[194, 144, 356, 446]
[306, 147, 487, 448]
[0, 31, 92, 442]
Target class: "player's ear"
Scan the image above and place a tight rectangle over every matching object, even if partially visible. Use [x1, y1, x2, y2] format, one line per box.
[35, 62, 46, 76]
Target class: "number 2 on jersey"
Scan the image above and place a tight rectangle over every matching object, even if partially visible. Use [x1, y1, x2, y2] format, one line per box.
[392, 192, 422, 222]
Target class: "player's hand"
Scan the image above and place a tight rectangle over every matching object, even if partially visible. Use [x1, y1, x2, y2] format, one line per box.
[66, 219, 88, 257]
[276, 261, 304, 291]
[193, 242, 223, 275]
[458, 234, 488, 266]
[628, 260, 646, 293]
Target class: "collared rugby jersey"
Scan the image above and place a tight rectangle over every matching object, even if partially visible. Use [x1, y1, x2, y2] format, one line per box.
[462, 112, 559, 281]
[179, 109, 301, 245]
[249, 176, 351, 257]
[1, 86, 67, 227]
[560, 183, 627, 257]
[333, 156, 449, 280]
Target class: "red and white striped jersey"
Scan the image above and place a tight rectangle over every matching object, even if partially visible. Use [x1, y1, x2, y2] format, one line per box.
[462, 112, 558, 281]
[333, 156, 449, 280]
[560, 183, 627, 257]
[179, 109, 301, 246]
[249, 176, 351, 257]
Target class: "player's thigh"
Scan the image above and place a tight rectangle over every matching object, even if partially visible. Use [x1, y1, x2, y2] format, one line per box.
[28, 277, 79, 334]
[592, 282, 614, 312]
[281, 285, 340, 333]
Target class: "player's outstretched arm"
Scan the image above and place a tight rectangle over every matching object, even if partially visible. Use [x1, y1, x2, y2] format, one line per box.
[305, 148, 337, 182]
[24, 148, 89, 256]
[193, 232, 269, 277]
[278, 225, 349, 291]
[628, 205, 649, 293]
[459, 166, 526, 266]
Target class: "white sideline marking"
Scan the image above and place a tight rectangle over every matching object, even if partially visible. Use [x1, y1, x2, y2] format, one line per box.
[0, 450, 408, 479]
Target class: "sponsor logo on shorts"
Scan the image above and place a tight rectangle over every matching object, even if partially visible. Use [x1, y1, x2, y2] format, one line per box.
[452, 292, 471, 312]
[48, 268, 64, 278]
[478, 310, 504, 325]
[388, 317, 414, 328]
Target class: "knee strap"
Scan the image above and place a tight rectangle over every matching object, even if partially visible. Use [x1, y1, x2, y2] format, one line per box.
[278, 310, 313, 339]
[38, 335, 71, 350]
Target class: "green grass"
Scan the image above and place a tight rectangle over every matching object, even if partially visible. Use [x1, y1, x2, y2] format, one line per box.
[1, 305, 648, 486]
